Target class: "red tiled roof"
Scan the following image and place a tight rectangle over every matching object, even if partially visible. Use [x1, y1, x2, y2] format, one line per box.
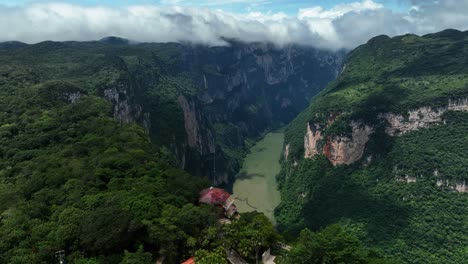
[199, 187, 231, 205]
[181, 257, 195, 264]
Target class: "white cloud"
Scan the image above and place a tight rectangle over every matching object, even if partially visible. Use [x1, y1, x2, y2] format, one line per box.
[0, 0, 467, 50]
[159, 0, 270, 7]
[298, 0, 383, 20]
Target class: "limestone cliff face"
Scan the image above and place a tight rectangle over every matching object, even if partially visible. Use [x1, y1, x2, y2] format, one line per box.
[381, 100, 468, 192]
[437, 180, 468, 193]
[304, 123, 323, 158]
[455, 181, 468, 193]
[104, 88, 134, 124]
[99, 57, 151, 130]
[177, 96, 231, 185]
[299, 98, 468, 167]
[178, 96, 215, 155]
[284, 144, 290, 160]
[382, 98, 468, 136]
[99, 42, 344, 184]
[324, 122, 373, 165]
[188, 42, 345, 139]
[172, 42, 345, 183]
[303, 121, 372, 165]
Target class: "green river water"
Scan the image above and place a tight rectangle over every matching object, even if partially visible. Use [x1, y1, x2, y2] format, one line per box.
[232, 131, 283, 223]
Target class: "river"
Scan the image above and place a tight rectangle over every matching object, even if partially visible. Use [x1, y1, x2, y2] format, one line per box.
[232, 131, 283, 223]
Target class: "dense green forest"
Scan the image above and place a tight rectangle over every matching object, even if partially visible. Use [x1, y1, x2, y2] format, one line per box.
[277, 29, 468, 263]
[0, 70, 289, 263]
[2, 30, 467, 263]
[0, 38, 343, 186]
[0, 77, 209, 263]
[0, 39, 382, 263]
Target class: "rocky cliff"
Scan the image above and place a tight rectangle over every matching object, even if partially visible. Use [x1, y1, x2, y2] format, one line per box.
[92, 41, 345, 184]
[180, 43, 345, 184]
[0, 39, 344, 185]
[382, 98, 468, 136]
[277, 30, 468, 263]
[299, 98, 468, 167]
[323, 122, 373, 165]
[303, 121, 372, 165]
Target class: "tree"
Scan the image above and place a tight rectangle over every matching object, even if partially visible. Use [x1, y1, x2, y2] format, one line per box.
[195, 247, 228, 264]
[285, 224, 391, 264]
[74, 257, 100, 264]
[120, 246, 152, 264]
[223, 212, 279, 263]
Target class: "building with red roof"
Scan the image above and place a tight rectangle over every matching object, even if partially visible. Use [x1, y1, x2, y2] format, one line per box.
[199, 187, 239, 219]
[199, 187, 231, 205]
[181, 257, 195, 264]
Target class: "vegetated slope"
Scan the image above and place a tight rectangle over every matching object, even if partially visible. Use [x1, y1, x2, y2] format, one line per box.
[0, 39, 343, 263]
[0, 74, 284, 264]
[0, 80, 216, 263]
[277, 29, 468, 264]
[0, 39, 344, 185]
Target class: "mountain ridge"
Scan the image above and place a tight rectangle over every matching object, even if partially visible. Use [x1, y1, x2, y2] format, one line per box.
[277, 28, 468, 264]
[0, 38, 345, 184]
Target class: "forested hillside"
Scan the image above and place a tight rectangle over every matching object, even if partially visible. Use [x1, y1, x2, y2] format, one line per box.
[0, 77, 385, 263]
[4, 29, 467, 264]
[0, 39, 343, 185]
[0, 62, 289, 263]
[0, 38, 344, 263]
[277, 29, 468, 263]
[0, 77, 210, 263]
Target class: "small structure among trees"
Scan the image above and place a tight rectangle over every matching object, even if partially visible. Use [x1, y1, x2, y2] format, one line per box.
[196, 188, 280, 264]
[199, 187, 240, 220]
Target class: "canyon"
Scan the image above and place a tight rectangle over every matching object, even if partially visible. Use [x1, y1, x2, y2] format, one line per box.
[102, 41, 345, 184]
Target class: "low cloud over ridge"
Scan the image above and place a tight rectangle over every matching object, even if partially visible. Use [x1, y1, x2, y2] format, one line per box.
[0, 0, 467, 50]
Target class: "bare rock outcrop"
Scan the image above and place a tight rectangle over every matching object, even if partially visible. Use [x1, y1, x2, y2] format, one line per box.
[284, 144, 290, 160]
[437, 179, 468, 193]
[300, 98, 467, 167]
[455, 181, 468, 193]
[304, 121, 373, 165]
[104, 88, 140, 124]
[381, 98, 468, 136]
[178, 96, 216, 155]
[324, 122, 373, 165]
[304, 123, 323, 158]
[397, 175, 417, 183]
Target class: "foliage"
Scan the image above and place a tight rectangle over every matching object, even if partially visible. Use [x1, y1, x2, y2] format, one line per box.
[281, 224, 392, 264]
[195, 247, 228, 264]
[277, 29, 468, 264]
[0, 74, 218, 263]
[222, 212, 280, 262]
[285, 30, 468, 160]
[0, 38, 294, 264]
[120, 246, 152, 264]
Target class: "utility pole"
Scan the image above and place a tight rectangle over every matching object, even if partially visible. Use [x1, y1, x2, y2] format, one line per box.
[55, 250, 66, 264]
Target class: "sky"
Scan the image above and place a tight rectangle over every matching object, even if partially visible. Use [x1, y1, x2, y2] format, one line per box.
[0, 0, 467, 50]
[0, 0, 411, 13]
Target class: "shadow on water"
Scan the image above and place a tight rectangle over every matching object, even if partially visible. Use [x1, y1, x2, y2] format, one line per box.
[256, 147, 267, 152]
[236, 172, 266, 180]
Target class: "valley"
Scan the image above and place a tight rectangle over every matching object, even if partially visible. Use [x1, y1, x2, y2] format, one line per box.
[0, 39, 343, 264]
[1, 29, 467, 264]
[232, 130, 283, 223]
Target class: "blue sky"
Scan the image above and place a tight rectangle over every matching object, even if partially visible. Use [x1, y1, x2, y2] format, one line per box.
[0, 0, 410, 14]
